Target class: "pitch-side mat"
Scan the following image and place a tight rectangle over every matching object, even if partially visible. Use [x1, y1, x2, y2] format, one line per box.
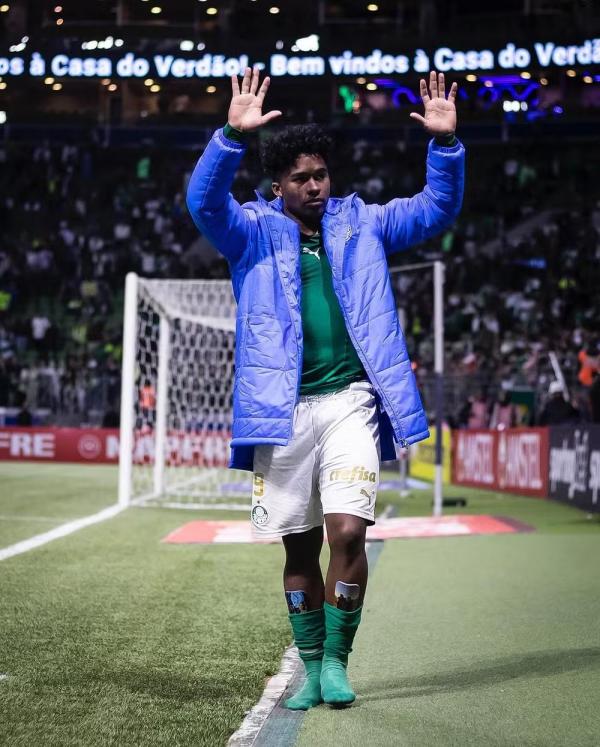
[162, 515, 534, 545]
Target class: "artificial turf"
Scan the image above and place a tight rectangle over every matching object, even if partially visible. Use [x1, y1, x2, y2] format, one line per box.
[297, 531, 600, 746]
[0, 463, 118, 547]
[0, 463, 598, 745]
[0, 505, 289, 745]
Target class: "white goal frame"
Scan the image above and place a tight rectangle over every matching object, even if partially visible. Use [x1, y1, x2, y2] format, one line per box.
[118, 272, 251, 510]
[388, 260, 445, 516]
[118, 264, 445, 516]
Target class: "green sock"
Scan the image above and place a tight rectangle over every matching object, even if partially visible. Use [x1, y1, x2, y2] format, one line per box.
[321, 602, 362, 706]
[284, 608, 325, 710]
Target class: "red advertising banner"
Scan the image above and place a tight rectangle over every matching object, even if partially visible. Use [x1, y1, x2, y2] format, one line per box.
[0, 427, 233, 466]
[132, 429, 231, 467]
[452, 428, 549, 497]
[0, 427, 120, 464]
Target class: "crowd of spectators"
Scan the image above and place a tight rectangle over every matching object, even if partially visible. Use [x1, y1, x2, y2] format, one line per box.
[0, 126, 599, 427]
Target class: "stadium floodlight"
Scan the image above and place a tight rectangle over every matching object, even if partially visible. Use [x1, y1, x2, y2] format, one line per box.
[0, 111, 6, 124]
[388, 260, 446, 516]
[119, 274, 251, 510]
[292, 34, 319, 53]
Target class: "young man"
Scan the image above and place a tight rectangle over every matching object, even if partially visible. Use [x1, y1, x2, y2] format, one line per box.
[186, 68, 464, 709]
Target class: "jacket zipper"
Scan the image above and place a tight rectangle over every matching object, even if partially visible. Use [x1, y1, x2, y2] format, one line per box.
[266, 215, 303, 441]
[324, 222, 409, 449]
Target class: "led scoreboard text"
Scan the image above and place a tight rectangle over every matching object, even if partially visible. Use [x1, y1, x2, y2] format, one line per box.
[1, 38, 599, 80]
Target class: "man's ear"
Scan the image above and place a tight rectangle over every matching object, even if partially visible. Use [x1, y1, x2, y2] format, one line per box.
[272, 181, 281, 198]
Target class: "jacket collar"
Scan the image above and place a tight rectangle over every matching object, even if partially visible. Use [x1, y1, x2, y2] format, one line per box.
[253, 190, 356, 216]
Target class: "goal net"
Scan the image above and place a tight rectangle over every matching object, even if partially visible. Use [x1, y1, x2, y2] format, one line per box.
[118, 273, 252, 510]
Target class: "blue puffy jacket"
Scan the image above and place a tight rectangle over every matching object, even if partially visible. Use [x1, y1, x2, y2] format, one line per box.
[186, 128, 465, 471]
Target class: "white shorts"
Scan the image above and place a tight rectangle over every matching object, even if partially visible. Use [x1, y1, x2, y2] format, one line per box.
[251, 380, 380, 539]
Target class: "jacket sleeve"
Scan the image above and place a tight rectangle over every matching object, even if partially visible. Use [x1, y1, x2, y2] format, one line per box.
[186, 128, 253, 265]
[377, 138, 465, 255]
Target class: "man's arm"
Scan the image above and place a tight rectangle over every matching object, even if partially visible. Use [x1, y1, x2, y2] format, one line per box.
[186, 68, 281, 264]
[378, 71, 465, 255]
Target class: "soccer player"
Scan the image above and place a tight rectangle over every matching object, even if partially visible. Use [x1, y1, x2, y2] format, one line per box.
[186, 68, 464, 709]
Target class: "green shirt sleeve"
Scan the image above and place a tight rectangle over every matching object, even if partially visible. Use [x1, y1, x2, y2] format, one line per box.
[434, 132, 457, 147]
[223, 122, 249, 144]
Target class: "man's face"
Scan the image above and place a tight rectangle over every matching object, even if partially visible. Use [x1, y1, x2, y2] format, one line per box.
[272, 154, 330, 226]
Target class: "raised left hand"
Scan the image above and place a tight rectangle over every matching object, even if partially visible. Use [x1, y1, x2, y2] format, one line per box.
[409, 71, 457, 136]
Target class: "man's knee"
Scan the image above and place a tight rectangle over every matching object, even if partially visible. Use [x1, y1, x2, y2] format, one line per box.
[283, 526, 323, 569]
[327, 515, 366, 557]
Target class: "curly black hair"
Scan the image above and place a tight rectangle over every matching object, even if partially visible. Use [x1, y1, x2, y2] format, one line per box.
[260, 124, 333, 181]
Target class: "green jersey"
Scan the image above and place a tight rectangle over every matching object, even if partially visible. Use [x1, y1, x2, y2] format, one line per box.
[299, 231, 366, 395]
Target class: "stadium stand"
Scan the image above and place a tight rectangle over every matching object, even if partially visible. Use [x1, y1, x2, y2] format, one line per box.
[1, 133, 599, 426]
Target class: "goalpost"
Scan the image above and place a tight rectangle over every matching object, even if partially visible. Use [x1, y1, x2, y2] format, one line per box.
[118, 263, 445, 515]
[388, 260, 445, 517]
[118, 273, 252, 510]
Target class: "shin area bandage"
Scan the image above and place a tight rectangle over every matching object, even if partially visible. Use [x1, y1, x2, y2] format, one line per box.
[334, 581, 360, 611]
[286, 590, 309, 614]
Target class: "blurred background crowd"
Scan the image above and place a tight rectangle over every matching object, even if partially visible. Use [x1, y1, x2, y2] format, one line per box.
[1, 0, 600, 430]
[1, 129, 599, 428]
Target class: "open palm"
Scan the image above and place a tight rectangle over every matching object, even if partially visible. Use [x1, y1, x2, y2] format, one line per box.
[228, 67, 282, 132]
[410, 71, 457, 136]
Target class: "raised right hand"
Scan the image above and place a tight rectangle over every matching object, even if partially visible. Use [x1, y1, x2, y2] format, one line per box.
[228, 67, 282, 132]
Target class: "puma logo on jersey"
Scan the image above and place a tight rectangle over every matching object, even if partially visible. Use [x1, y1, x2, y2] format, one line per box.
[302, 246, 320, 260]
[360, 488, 373, 499]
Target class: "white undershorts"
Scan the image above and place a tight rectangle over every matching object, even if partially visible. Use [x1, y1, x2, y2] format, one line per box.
[251, 380, 380, 539]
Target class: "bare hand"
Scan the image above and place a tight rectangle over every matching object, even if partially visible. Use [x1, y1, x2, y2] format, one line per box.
[228, 67, 282, 132]
[409, 71, 457, 136]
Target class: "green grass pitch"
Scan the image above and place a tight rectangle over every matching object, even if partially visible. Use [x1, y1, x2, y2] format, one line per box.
[1, 462, 599, 746]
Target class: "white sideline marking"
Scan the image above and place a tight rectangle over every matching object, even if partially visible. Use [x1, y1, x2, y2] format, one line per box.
[227, 503, 395, 746]
[228, 645, 299, 747]
[0, 503, 125, 562]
